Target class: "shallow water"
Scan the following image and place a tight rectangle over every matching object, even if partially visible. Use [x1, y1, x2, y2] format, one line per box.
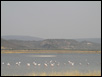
[1, 53, 101, 76]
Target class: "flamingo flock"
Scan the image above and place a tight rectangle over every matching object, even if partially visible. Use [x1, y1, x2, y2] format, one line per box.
[1, 59, 93, 68]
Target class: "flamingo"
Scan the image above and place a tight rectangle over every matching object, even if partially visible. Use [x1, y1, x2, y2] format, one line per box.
[68, 61, 74, 66]
[57, 62, 60, 66]
[16, 62, 19, 65]
[18, 61, 21, 64]
[79, 63, 82, 65]
[68, 61, 71, 64]
[71, 62, 74, 66]
[50, 60, 52, 63]
[2, 62, 4, 65]
[38, 63, 41, 66]
[87, 62, 90, 65]
[27, 63, 30, 66]
[51, 63, 55, 67]
[44, 63, 48, 67]
[7, 63, 10, 66]
[33, 62, 36, 64]
[16, 62, 21, 66]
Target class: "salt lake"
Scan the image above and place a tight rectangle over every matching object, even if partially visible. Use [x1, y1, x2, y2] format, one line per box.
[1, 53, 101, 76]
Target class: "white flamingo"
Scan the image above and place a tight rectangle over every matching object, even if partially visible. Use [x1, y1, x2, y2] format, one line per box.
[33, 62, 37, 66]
[71, 62, 74, 66]
[38, 63, 41, 66]
[68, 61, 74, 66]
[16, 62, 21, 66]
[51, 63, 55, 67]
[87, 62, 90, 65]
[27, 63, 30, 66]
[7, 63, 10, 66]
[16, 62, 19, 65]
[18, 61, 21, 64]
[57, 62, 60, 66]
[44, 63, 48, 67]
[2, 62, 4, 65]
[79, 63, 82, 65]
[68, 61, 71, 64]
[50, 60, 52, 63]
[16, 62, 18, 64]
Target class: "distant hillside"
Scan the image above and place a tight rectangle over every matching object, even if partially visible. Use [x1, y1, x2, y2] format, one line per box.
[75, 38, 101, 44]
[39, 39, 101, 50]
[1, 35, 44, 41]
[1, 38, 29, 49]
[1, 38, 101, 51]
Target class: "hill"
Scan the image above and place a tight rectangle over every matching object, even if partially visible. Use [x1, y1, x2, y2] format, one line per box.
[1, 38, 29, 49]
[1, 38, 101, 51]
[75, 38, 101, 44]
[1, 35, 44, 41]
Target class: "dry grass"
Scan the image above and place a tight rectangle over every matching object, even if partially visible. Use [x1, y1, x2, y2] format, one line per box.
[1, 50, 101, 54]
[2, 70, 101, 76]
[27, 70, 101, 76]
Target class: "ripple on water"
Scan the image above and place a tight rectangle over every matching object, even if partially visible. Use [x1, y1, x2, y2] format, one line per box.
[27, 55, 57, 57]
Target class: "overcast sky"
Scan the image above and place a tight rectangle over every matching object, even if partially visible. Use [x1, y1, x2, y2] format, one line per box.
[1, 1, 101, 39]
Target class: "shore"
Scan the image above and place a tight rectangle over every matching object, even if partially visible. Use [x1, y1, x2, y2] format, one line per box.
[27, 70, 101, 76]
[1, 50, 101, 54]
[2, 70, 101, 76]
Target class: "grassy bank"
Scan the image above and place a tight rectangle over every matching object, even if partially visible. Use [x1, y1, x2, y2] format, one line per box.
[1, 50, 101, 54]
[2, 70, 100, 76]
[28, 71, 101, 76]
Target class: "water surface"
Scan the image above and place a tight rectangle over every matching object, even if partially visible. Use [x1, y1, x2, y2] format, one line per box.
[1, 53, 101, 76]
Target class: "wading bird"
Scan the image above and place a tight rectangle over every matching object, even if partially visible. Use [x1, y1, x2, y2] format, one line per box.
[27, 63, 30, 66]
[44, 63, 48, 67]
[2, 62, 4, 65]
[79, 63, 82, 65]
[38, 63, 41, 66]
[7, 63, 10, 66]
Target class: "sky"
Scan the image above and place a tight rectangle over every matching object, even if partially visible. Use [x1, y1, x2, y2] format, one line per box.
[1, 1, 101, 39]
